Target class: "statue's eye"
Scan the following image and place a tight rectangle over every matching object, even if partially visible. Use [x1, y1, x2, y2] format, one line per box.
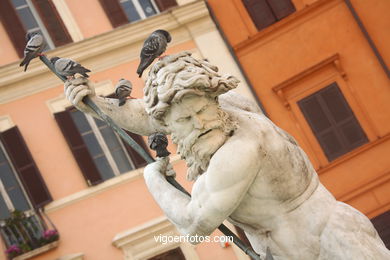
[176, 116, 191, 123]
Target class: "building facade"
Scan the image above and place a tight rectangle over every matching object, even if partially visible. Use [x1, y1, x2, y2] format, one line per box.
[207, 0, 390, 248]
[0, 0, 256, 259]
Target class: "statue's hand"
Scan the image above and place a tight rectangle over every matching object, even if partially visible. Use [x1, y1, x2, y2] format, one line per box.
[64, 77, 96, 112]
[144, 157, 176, 179]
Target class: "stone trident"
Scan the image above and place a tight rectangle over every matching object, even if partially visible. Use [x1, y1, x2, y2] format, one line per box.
[37, 54, 272, 260]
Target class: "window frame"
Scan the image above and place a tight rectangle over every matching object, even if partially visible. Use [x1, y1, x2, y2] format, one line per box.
[272, 54, 377, 168]
[297, 82, 369, 161]
[0, 141, 34, 218]
[119, 0, 160, 22]
[242, 0, 296, 31]
[69, 108, 136, 178]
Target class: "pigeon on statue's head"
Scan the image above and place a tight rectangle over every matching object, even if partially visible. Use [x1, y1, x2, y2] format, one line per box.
[20, 32, 46, 72]
[136, 29, 171, 78]
[50, 57, 91, 79]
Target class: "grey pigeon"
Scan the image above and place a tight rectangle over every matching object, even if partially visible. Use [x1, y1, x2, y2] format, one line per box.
[20, 32, 45, 72]
[136, 29, 171, 78]
[115, 78, 133, 106]
[50, 57, 91, 79]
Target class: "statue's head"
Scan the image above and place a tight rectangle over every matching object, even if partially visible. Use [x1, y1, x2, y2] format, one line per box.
[144, 52, 239, 180]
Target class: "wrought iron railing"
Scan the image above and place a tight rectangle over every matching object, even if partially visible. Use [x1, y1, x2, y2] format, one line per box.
[0, 209, 59, 259]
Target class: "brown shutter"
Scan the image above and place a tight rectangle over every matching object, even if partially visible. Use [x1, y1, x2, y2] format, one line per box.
[298, 83, 368, 161]
[242, 0, 276, 30]
[54, 110, 103, 185]
[0, 0, 27, 57]
[154, 0, 178, 12]
[98, 0, 128, 28]
[32, 0, 72, 46]
[123, 132, 150, 168]
[0, 127, 52, 208]
[267, 0, 295, 20]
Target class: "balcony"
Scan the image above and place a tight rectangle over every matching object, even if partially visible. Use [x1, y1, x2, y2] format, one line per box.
[0, 210, 59, 260]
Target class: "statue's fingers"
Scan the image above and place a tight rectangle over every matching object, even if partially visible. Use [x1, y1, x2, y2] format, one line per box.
[64, 83, 77, 99]
[73, 88, 92, 106]
[69, 85, 87, 104]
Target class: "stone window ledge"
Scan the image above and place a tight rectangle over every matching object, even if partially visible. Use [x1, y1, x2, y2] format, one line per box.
[13, 241, 59, 260]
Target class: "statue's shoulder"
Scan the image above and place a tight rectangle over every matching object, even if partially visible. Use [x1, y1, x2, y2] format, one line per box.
[219, 91, 263, 115]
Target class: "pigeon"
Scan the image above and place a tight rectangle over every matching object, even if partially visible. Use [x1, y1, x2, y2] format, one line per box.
[148, 133, 171, 158]
[20, 32, 45, 72]
[50, 57, 91, 79]
[115, 78, 133, 106]
[136, 29, 171, 78]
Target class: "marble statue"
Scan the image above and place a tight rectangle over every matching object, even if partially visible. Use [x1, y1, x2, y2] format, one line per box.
[64, 51, 390, 259]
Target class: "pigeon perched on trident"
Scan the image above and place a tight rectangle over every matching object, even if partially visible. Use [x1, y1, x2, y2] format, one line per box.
[115, 78, 133, 106]
[136, 29, 171, 78]
[50, 57, 91, 79]
[20, 32, 45, 72]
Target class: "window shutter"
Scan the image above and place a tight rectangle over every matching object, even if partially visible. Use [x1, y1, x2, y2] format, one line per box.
[0, 0, 27, 57]
[267, 0, 295, 20]
[123, 132, 149, 168]
[242, 0, 276, 30]
[0, 127, 52, 208]
[371, 211, 390, 249]
[154, 0, 178, 12]
[298, 83, 368, 161]
[54, 110, 103, 185]
[32, 0, 72, 46]
[98, 0, 128, 28]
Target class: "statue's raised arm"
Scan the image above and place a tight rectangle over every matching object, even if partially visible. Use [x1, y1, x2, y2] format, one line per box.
[64, 77, 163, 136]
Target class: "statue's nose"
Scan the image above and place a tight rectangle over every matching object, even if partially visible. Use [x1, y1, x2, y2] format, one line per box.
[193, 115, 204, 129]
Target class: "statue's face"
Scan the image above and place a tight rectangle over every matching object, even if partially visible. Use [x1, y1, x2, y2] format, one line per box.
[164, 94, 234, 181]
[165, 95, 221, 143]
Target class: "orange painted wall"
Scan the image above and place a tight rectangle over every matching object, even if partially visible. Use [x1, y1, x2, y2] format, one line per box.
[207, 0, 390, 218]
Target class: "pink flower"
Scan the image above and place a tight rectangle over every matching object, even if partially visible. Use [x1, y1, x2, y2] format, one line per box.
[5, 244, 21, 254]
[43, 229, 58, 239]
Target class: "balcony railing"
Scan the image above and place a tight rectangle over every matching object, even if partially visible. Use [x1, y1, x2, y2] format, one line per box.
[0, 209, 59, 259]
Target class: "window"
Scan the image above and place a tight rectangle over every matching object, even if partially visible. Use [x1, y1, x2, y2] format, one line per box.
[148, 247, 185, 260]
[242, 0, 296, 30]
[55, 107, 150, 186]
[99, 0, 178, 28]
[298, 83, 368, 161]
[0, 142, 31, 219]
[0, 126, 52, 218]
[0, 0, 72, 57]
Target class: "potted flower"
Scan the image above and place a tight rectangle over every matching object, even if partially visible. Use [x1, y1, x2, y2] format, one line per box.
[5, 244, 22, 259]
[42, 229, 59, 244]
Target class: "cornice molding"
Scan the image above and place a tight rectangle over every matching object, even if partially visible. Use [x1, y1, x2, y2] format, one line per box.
[0, 1, 212, 104]
[0, 115, 14, 132]
[112, 216, 199, 260]
[272, 53, 346, 110]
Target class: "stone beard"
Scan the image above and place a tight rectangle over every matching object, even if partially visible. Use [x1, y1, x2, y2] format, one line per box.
[172, 108, 237, 181]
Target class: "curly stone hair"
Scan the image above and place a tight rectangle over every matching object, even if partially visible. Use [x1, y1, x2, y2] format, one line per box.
[143, 51, 239, 121]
